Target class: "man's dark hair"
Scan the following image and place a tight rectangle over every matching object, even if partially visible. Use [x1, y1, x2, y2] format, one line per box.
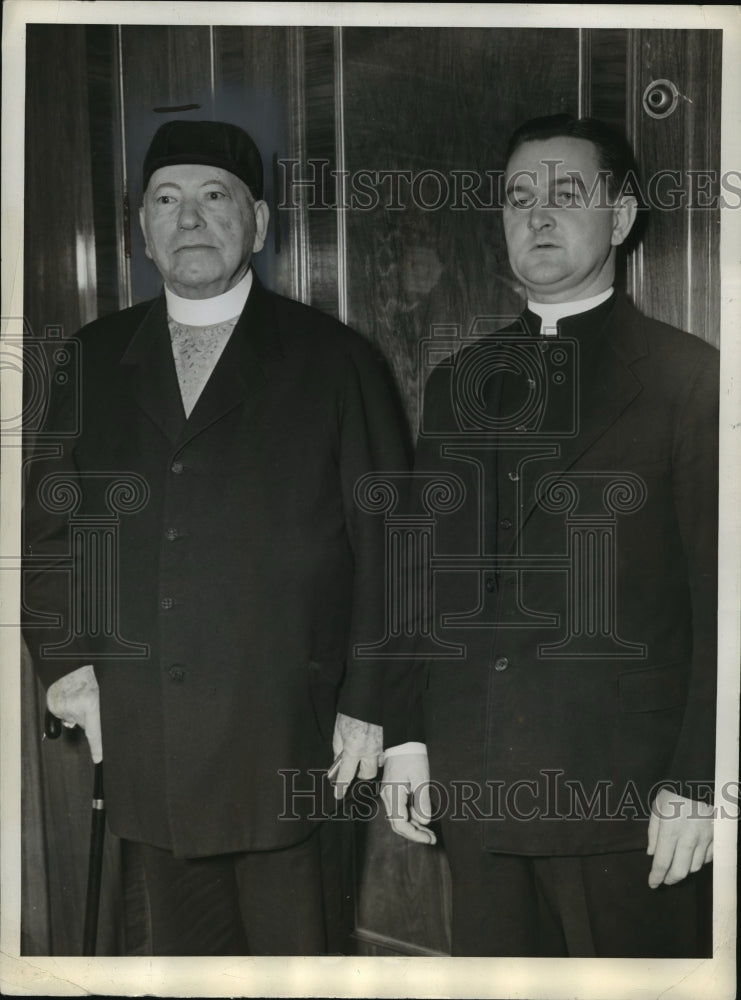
[505, 114, 648, 249]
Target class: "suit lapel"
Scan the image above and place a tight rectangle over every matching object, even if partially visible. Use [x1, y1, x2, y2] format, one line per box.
[119, 295, 186, 445]
[511, 295, 649, 544]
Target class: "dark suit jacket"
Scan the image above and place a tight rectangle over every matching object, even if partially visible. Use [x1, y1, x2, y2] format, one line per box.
[385, 293, 718, 856]
[23, 276, 408, 858]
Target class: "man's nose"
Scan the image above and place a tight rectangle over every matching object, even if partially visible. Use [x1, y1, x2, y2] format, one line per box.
[527, 204, 555, 231]
[177, 198, 205, 230]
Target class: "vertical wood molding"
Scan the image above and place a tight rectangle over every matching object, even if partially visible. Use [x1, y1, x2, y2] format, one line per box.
[333, 26, 348, 325]
[287, 26, 310, 304]
[115, 26, 132, 310]
[685, 29, 721, 346]
[208, 26, 216, 110]
[578, 29, 592, 119]
[625, 29, 643, 311]
[301, 27, 341, 317]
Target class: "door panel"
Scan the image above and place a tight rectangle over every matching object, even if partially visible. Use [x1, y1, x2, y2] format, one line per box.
[120, 26, 215, 303]
[627, 29, 721, 344]
[342, 27, 580, 432]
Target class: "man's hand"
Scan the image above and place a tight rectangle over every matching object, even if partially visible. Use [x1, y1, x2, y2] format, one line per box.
[46, 664, 103, 763]
[330, 713, 383, 799]
[380, 752, 436, 845]
[647, 787, 714, 888]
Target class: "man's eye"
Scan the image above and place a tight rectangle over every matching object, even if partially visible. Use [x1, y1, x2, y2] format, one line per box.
[556, 189, 580, 207]
[510, 193, 535, 209]
[205, 190, 226, 200]
[156, 195, 175, 205]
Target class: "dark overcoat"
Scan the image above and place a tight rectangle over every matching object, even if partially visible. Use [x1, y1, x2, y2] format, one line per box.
[385, 293, 718, 856]
[23, 276, 408, 857]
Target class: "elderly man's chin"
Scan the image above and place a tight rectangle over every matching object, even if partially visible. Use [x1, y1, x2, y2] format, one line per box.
[167, 252, 245, 299]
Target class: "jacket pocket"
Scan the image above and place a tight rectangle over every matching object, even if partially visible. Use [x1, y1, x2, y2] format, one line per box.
[618, 662, 688, 714]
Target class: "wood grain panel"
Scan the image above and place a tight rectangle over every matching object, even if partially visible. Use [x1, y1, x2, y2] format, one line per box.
[22, 24, 125, 958]
[342, 27, 579, 434]
[85, 26, 125, 318]
[583, 28, 628, 130]
[627, 29, 721, 344]
[120, 26, 214, 303]
[582, 28, 631, 293]
[340, 27, 579, 955]
[24, 25, 97, 342]
[301, 27, 342, 318]
[353, 810, 451, 956]
[212, 25, 294, 298]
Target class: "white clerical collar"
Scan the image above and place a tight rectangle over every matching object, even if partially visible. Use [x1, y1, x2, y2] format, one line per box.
[165, 269, 252, 326]
[528, 287, 614, 337]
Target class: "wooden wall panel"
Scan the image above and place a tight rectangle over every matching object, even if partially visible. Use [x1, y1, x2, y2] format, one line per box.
[353, 811, 451, 956]
[22, 26, 125, 956]
[628, 30, 721, 344]
[24, 25, 97, 343]
[340, 27, 580, 954]
[212, 25, 294, 299]
[120, 26, 215, 304]
[341, 28, 580, 434]
[300, 26, 343, 318]
[121, 25, 298, 307]
[85, 26, 126, 319]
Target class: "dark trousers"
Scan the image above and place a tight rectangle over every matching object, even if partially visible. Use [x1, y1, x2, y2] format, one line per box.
[130, 823, 348, 956]
[444, 826, 712, 957]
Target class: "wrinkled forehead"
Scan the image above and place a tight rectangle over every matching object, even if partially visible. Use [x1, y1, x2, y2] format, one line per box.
[505, 136, 602, 187]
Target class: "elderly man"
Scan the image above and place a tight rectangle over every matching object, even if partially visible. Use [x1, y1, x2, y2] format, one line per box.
[382, 115, 717, 957]
[23, 120, 407, 955]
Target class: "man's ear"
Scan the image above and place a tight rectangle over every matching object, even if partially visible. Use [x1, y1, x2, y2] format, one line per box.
[611, 196, 638, 248]
[251, 200, 270, 255]
[139, 204, 153, 260]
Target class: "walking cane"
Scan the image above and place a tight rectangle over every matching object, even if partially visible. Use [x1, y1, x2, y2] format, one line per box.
[44, 710, 106, 956]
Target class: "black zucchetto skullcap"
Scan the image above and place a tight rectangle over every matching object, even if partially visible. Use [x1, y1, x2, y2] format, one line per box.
[142, 120, 263, 200]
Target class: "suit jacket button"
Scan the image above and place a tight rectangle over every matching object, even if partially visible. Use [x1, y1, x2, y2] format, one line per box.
[160, 597, 174, 610]
[168, 664, 185, 682]
[493, 657, 509, 672]
[499, 518, 513, 529]
[165, 528, 178, 542]
[171, 461, 184, 474]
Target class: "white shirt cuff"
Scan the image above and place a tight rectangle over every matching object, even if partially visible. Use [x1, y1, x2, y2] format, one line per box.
[383, 741, 427, 757]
